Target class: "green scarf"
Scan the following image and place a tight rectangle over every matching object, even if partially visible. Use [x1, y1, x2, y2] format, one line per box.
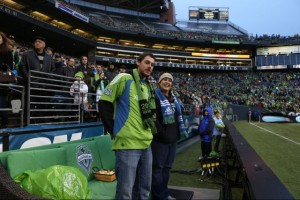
[132, 69, 157, 134]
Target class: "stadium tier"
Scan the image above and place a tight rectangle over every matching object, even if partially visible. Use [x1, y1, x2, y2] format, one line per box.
[1, 0, 299, 69]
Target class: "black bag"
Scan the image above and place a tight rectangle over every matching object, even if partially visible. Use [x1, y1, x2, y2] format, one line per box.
[0, 71, 17, 83]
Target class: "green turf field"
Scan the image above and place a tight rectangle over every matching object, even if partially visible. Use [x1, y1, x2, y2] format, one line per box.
[169, 140, 223, 191]
[169, 120, 300, 199]
[233, 120, 300, 199]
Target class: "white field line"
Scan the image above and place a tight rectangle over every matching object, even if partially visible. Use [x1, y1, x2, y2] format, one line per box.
[250, 122, 300, 146]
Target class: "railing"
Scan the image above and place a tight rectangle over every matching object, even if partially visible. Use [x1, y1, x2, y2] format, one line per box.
[1, 71, 199, 127]
[0, 83, 25, 127]
[26, 70, 97, 125]
[182, 104, 196, 115]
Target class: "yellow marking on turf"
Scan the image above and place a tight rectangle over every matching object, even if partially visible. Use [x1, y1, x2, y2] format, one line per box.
[250, 122, 300, 146]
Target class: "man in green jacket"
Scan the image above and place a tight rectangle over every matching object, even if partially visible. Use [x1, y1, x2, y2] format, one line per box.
[99, 52, 156, 200]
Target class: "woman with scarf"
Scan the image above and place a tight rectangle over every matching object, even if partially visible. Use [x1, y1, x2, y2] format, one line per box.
[151, 73, 188, 200]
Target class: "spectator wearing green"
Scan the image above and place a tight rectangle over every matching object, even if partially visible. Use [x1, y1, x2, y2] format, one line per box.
[99, 52, 156, 200]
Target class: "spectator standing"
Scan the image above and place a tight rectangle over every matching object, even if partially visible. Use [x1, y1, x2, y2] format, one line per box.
[105, 62, 118, 82]
[53, 54, 66, 76]
[75, 56, 93, 87]
[45, 47, 54, 58]
[94, 64, 108, 121]
[18, 36, 55, 79]
[50, 54, 67, 110]
[18, 36, 55, 124]
[119, 65, 127, 73]
[94, 64, 108, 102]
[8, 42, 21, 73]
[213, 110, 225, 153]
[70, 71, 89, 112]
[63, 57, 76, 78]
[99, 52, 157, 200]
[58, 57, 77, 111]
[0, 31, 14, 128]
[151, 73, 188, 200]
[198, 107, 215, 160]
[75, 56, 95, 112]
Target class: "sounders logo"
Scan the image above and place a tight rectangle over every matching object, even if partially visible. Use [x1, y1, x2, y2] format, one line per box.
[76, 144, 93, 175]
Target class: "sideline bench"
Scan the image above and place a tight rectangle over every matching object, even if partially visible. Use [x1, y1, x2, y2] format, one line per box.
[0, 135, 116, 199]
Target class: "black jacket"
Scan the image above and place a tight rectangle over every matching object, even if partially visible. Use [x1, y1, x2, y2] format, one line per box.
[18, 50, 55, 79]
[0, 51, 13, 71]
[0, 50, 14, 94]
[63, 66, 75, 78]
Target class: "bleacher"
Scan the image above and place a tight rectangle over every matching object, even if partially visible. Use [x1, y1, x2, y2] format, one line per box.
[175, 20, 245, 36]
[144, 21, 180, 32]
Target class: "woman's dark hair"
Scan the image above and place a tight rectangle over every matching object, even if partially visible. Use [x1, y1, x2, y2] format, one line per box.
[0, 32, 13, 53]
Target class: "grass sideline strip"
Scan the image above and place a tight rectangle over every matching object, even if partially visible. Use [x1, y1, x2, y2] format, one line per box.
[234, 120, 300, 199]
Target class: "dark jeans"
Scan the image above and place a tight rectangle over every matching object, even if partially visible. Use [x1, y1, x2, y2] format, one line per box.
[115, 148, 152, 200]
[201, 141, 212, 157]
[214, 135, 221, 152]
[0, 95, 8, 128]
[151, 140, 177, 200]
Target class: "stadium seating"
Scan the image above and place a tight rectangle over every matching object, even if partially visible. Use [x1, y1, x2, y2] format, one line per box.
[0, 135, 116, 199]
[175, 21, 244, 36]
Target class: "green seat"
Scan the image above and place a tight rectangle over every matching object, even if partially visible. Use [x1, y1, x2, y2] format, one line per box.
[2, 136, 117, 199]
[7, 148, 66, 179]
[88, 179, 117, 199]
[95, 135, 115, 170]
[59, 140, 102, 181]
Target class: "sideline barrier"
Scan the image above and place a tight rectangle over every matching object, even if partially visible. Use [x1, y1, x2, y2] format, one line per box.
[0, 122, 103, 152]
[224, 119, 294, 199]
[0, 115, 199, 152]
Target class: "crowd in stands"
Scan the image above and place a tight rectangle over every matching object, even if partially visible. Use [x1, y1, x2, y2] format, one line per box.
[250, 34, 300, 44]
[1, 30, 300, 128]
[89, 14, 300, 44]
[5, 0, 300, 46]
[63, 0, 294, 44]
[90, 15, 246, 42]
[56, 0, 89, 17]
[151, 71, 300, 115]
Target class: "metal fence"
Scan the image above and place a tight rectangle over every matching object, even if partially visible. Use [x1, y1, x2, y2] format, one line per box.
[2, 71, 199, 127]
[0, 83, 25, 127]
[182, 104, 196, 115]
[26, 70, 97, 125]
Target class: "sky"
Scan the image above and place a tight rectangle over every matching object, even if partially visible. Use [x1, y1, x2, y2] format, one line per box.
[172, 0, 300, 37]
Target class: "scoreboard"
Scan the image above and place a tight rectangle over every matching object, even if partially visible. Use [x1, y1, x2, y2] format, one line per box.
[189, 7, 229, 21]
[199, 8, 219, 20]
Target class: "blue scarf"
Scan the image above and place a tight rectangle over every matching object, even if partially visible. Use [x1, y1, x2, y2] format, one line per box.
[95, 73, 106, 92]
[155, 88, 187, 137]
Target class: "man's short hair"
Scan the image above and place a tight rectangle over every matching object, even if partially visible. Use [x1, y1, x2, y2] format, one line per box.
[137, 52, 155, 62]
[34, 36, 46, 43]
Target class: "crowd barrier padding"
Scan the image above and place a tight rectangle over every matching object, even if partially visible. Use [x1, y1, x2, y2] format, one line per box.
[0, 122, 103, 152]
[224, 119, 294, 199]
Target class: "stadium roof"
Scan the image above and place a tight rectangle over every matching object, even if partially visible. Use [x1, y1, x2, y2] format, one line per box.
[82, 0, 166, 14]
